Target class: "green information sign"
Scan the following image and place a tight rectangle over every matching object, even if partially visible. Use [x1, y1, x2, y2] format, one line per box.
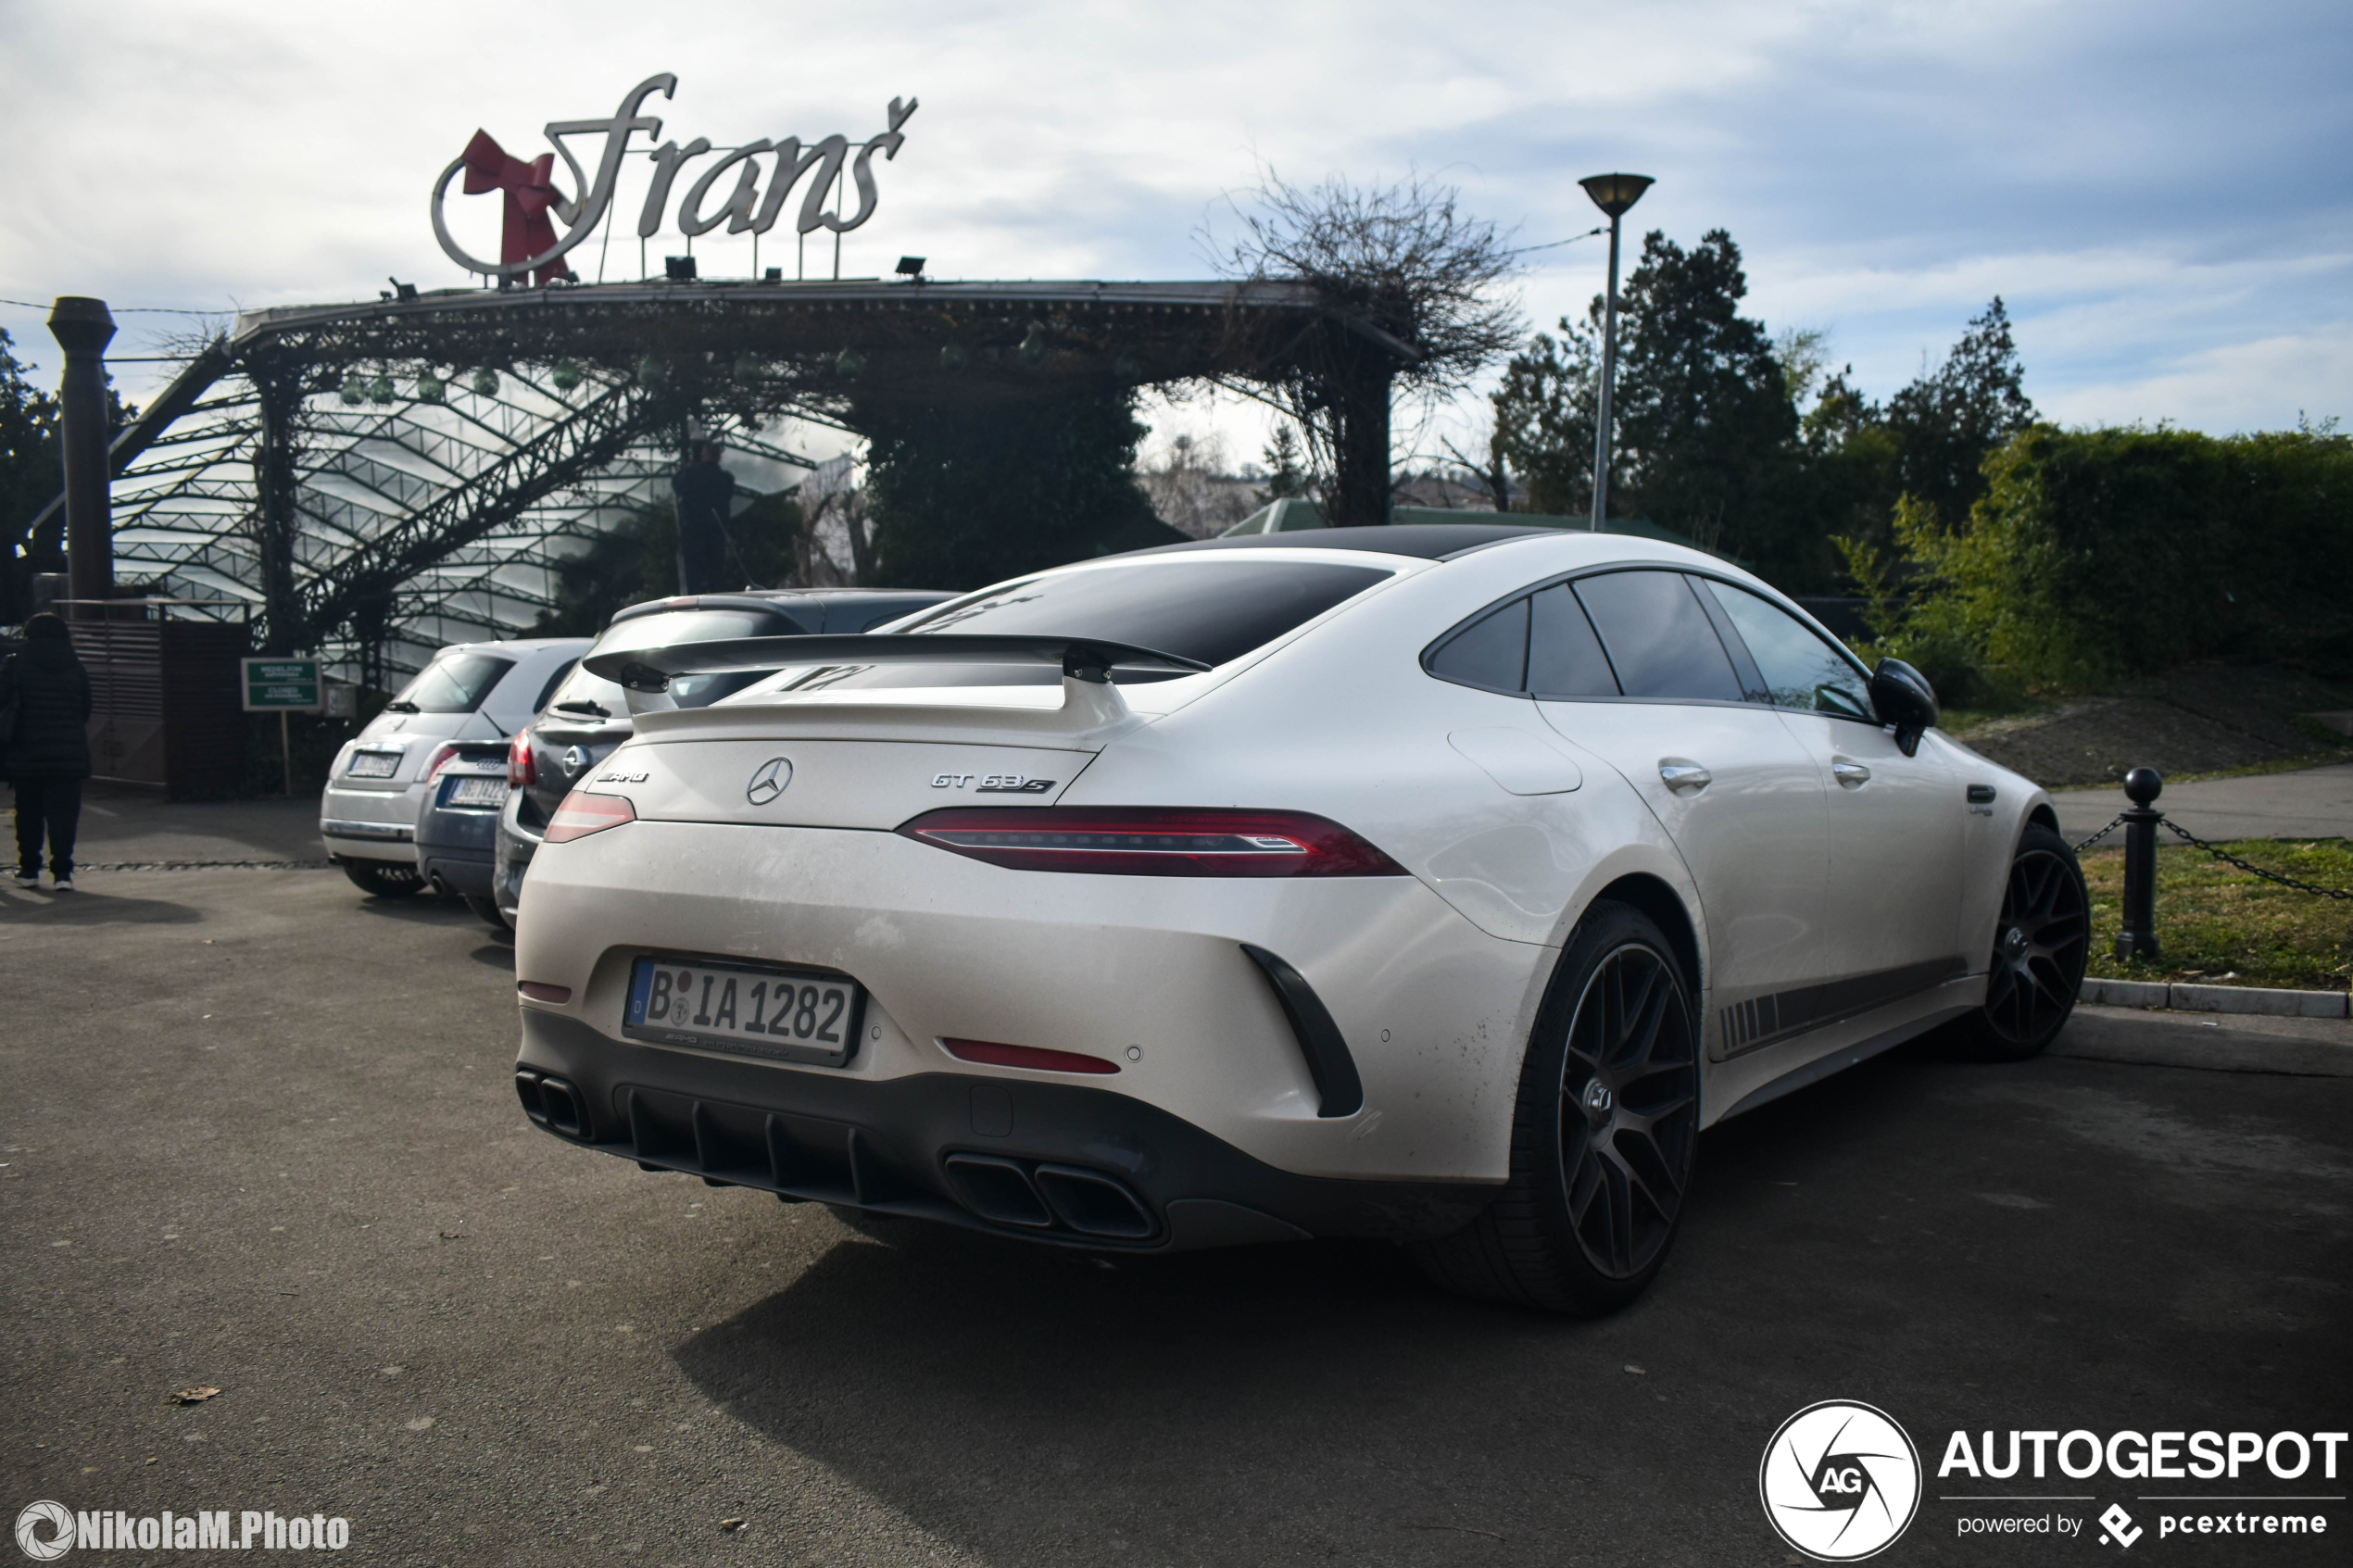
[242, 657, 321, 713]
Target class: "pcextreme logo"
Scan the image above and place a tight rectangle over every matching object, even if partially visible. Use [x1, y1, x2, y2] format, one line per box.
[1759, 1401, 1925, 1562]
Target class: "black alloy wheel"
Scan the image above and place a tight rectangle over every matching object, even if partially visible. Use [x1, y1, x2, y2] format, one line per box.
[1410, 900, 1701, 1315]
[1962, 821, 2089, 1060]
[1555, 941, 1701, 1280]
[341, 859, 426, 898]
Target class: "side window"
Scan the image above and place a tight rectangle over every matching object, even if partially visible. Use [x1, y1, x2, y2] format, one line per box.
[1700, 581, 1873, 721]
[1426, 596, 1528, 693]
[1571, 571, 1743, 702]
[1526, 584, 1619, 696]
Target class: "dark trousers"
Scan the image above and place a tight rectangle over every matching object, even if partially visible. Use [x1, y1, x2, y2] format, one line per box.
[11, 776, 82, 877]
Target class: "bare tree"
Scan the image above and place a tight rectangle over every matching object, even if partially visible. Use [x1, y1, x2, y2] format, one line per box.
[1210, 169, 1523, 525]
[1136, 431, 1258, 538]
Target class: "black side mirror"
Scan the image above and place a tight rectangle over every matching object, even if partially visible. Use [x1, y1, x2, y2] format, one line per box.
[1869, 658, 1939, 757]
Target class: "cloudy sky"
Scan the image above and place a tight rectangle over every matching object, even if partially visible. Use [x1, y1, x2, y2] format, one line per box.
[1, 0, 2345, 466]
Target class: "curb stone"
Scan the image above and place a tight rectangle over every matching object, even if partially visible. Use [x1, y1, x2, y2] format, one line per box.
[2081, 975, 2349, 1018]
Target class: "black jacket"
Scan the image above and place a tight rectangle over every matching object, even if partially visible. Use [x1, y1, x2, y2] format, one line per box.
[2, 640, 94, 780]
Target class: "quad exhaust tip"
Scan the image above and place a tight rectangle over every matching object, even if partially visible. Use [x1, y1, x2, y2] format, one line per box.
[515, 1070, 588, 1139]
[942, 1152, 1155, 1240]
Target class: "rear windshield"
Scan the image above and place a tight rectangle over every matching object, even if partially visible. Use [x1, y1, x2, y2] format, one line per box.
[787, 559, 1391, 691]
[393, 652, 513, 713]
[537, 660, 626, 721]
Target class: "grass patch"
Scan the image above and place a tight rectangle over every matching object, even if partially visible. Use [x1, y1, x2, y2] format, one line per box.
[2082, 838, 2353, 990]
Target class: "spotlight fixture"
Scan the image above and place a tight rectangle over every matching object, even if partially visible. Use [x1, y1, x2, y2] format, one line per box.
[895, 256, 927, 281]
[664, 256, 698, 282]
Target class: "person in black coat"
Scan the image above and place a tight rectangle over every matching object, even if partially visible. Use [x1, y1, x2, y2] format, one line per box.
[3, 612, 94, 890]
[670, 442, 737, 594]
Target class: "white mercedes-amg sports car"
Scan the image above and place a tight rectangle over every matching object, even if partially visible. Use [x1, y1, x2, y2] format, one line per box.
[510, 522, 2088, 1313]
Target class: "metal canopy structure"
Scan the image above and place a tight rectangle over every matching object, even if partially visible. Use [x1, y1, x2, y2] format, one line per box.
[73, 277, 1349, 684]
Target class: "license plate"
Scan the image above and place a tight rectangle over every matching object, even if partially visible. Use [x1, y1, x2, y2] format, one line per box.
[347, 751, 400, 779]
[445, 774, 507, 808]
[623, 957, 863, 1067]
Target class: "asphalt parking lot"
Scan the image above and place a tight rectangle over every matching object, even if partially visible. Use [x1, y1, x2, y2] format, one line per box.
[4, 859, 2348, 1567]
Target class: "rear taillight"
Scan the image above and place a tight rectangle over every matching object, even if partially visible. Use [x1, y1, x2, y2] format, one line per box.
[897, 808, 1406, 877]
[423, 744, 459, 780]
[508, 727, 535, 787]
[543, 791, 635, 844]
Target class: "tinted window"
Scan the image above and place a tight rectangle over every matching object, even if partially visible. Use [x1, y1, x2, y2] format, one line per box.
[801, 560, 1393, 690]
[1571, 571, 1743, 701]
[902, 561, 1390, 665]
[538, 659, 625, 720]
[1427, 596, 1528, 692]
[530, 659, 578, 716]
[393, 652, 513, 713]
[1527, 584, 1620, 697]
[1702, 580, 1873, 721]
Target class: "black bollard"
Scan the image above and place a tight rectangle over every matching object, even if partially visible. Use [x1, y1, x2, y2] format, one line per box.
[2115, 766, 2163, 960]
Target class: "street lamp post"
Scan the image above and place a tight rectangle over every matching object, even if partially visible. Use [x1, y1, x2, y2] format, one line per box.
[1577, 173, 1654, 533]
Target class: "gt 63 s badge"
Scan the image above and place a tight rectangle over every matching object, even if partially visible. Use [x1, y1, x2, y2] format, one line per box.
[1759, 1400, 1921, 1561]
[931, 772, 1055, 793]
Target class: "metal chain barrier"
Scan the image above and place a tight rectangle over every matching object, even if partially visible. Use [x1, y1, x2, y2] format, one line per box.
[2072, 815, 2126, 853]
[2076, 809, 2349, 897]
[2158, 817, 2353, 902]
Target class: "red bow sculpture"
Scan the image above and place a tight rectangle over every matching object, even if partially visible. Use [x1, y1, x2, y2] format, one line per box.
[460, 130, 574, 284]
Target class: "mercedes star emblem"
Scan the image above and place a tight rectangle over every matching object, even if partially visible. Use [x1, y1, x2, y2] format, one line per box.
[746, 757, 793, 805]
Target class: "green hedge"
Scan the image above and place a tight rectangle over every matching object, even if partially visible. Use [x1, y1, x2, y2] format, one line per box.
[1844, 425, 2353, 691]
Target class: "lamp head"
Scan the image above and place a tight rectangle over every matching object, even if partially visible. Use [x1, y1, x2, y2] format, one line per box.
[1579, 172, 1655, 220]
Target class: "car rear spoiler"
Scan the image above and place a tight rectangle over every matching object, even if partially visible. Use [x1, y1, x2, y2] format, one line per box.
[583, 634, 1213, 731]
[584, 634, 1210, 691]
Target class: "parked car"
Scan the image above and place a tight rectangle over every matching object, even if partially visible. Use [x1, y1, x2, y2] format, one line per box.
[321, 638, 589, 897]
[493, 591, 956, 924]
[415, 745, 516, 926]
[506, 525, 2087, 1314]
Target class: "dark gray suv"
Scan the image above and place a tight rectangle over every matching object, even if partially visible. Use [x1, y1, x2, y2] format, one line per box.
[491, 588, 956, 926]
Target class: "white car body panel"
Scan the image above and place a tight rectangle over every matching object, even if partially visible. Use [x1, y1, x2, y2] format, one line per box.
[510, 531, 2061, 1243]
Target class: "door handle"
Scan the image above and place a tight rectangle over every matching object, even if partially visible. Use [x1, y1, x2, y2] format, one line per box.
[1831, 759, 1871, 789]
[1657, 759, 1711, 794]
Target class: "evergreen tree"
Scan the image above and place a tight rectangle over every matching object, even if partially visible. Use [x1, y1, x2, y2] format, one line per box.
[1610, 229, 1802, 574]
[857, 387, 1178, 590]
[1, 330, 61, 621]
[1490, 321, 1600, 517]
[1255, 424, 1311, 505]
[1883, 297, 2035, 525]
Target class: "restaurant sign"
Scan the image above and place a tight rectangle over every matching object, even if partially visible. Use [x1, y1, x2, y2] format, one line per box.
[431, 74, 916, 283]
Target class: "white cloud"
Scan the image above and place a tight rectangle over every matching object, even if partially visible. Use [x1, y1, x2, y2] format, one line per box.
[0, 0, 2344, 439]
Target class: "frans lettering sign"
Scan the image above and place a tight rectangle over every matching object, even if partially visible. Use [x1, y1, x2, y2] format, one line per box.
[431, 74, 917, 283]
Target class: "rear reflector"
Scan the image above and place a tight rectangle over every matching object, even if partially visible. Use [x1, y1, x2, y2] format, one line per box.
[543, 791, 635, 844]
[942, 1037, 1120, 1074]
[518, 982, 572, 1004]
[898, 807, 1405, 877]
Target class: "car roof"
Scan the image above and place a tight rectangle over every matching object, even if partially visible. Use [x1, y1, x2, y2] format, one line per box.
[1129, 523, 1563, 561]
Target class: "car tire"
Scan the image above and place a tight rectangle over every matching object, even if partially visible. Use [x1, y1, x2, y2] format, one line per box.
[1409, 899, 1702, 1316]
[1954, 821, 2090, 1060]
[341, 859, 425, 898]
[463, 893, 512, 931]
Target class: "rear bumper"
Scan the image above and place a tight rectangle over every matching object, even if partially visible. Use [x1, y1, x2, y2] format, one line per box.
[516, 1008, 1493, 1250]
[419, 845, 494, 896]
[321, 781, 423, 863]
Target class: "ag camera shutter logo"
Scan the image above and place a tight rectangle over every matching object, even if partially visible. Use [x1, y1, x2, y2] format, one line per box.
[1759, 1400, 1922, 1561]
